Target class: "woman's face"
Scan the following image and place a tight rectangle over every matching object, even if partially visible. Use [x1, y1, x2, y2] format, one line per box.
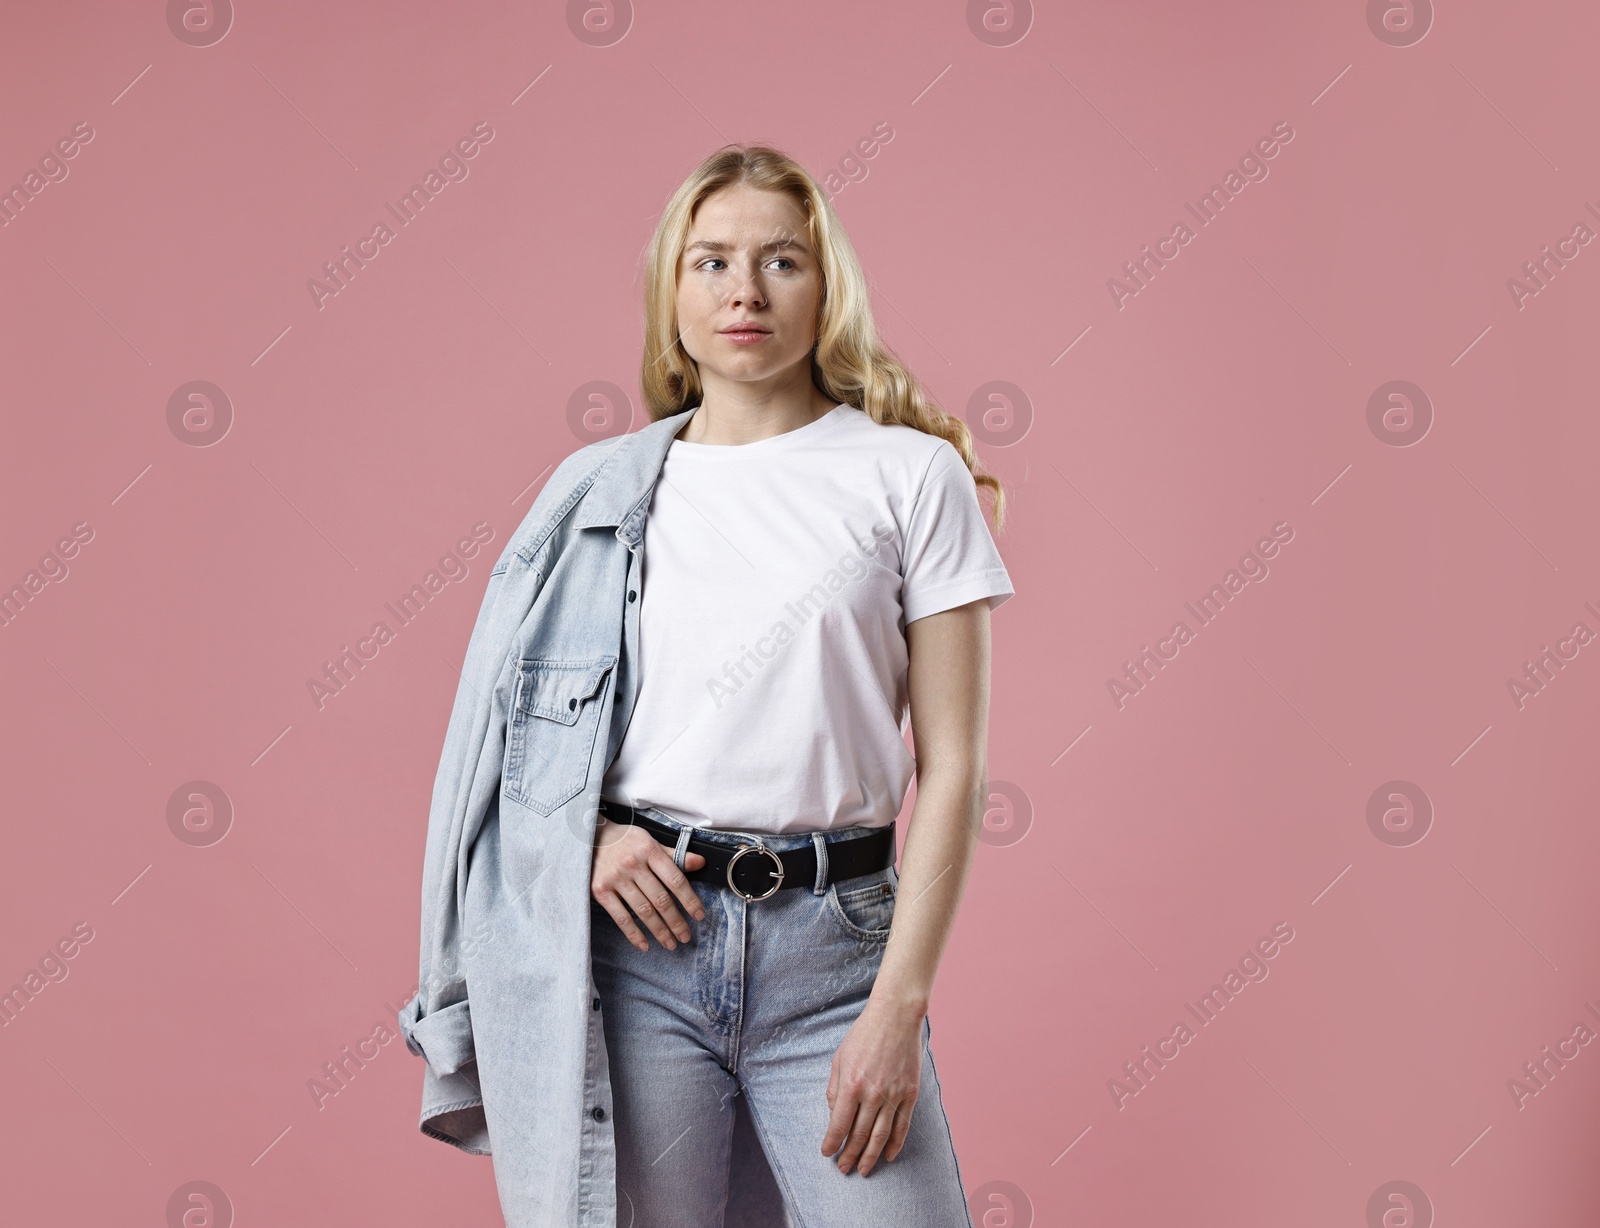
[674, 184, 822, 392]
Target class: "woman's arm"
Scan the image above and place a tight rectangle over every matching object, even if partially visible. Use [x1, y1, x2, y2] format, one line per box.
[822, 596, 992, 1176]
[874, 596, 991, 1017]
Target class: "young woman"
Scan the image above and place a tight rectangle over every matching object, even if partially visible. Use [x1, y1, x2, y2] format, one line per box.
[586, 145, 1014, 1225]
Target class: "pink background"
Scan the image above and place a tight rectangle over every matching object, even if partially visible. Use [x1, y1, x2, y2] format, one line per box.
[3, 1, 1597, 1224]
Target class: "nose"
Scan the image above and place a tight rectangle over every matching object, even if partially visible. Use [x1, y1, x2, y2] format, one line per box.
[722, 264, 766, 310]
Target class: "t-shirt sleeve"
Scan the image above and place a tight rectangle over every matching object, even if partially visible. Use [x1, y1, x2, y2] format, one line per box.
[899, 440, 1015, 626]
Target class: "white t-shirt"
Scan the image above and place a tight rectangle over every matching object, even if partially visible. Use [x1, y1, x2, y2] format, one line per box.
[599, 402, 1014, 833]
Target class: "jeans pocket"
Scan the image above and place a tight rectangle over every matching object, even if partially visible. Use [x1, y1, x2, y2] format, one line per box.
[502, 655, 614, 815]
[826, 867, 897, 942]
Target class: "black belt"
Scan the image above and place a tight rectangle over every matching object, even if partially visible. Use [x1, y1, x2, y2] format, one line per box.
[598, 800, 895, 902]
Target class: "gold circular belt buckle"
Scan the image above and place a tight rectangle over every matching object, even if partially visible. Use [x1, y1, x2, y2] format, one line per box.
[725, 843, 785, 901]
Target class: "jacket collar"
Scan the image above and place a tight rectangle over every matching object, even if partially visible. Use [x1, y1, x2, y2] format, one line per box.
[570, 407, 697, 546]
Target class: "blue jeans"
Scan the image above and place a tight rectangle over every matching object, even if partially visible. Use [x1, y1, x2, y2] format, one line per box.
[588, 809, 975, 1228]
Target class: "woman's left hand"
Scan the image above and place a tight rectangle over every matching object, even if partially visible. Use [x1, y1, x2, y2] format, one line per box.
[822, 997, 924, 1175]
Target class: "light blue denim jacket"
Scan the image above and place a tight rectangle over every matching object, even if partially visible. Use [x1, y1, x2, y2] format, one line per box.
[398, 408, 695, 1227]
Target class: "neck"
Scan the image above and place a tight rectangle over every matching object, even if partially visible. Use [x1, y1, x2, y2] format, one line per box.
[679, 385, 839, 446]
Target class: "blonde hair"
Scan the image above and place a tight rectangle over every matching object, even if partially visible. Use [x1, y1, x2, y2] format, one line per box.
[639, 144, 1006, 533]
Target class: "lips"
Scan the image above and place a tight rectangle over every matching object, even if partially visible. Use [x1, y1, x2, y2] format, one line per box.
[718, 324, 770, 334]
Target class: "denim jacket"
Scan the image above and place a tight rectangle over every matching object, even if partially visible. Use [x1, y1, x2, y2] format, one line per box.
[398, 408, 695, 1226]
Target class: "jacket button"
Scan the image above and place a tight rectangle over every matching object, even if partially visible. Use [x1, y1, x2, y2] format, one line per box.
[568, 697, 577, 710]
[628, 590, 637, 602]
[592, 996, 601, 1011]
[592, 1105, 606, 1122]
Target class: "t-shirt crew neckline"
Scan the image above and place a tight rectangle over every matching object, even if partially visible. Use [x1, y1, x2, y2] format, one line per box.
[669, 403, 852, 458]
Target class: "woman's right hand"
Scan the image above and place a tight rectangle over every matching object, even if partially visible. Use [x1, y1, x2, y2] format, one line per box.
[591, 817, 707, 952]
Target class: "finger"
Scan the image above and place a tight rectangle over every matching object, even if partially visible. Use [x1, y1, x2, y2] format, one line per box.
[614, 879, 678, 950]
[856, 1103, 899, 1176]
[635, 854, 700, 942]
[594, 891, 649, 952]
[646, 847, 707, 928]
[836, 1098, 879, 1174]
[820, 1074, 856, 1156]
[884, 1091, 916, 1162]
[634, 868, 693, 944]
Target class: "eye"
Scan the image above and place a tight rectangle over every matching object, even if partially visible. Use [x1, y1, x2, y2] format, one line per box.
[699, 257, 727, 272]
[768, 257, 796, 271]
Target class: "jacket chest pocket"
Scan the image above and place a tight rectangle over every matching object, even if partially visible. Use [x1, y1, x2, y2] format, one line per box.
[503, 655, 615, 816]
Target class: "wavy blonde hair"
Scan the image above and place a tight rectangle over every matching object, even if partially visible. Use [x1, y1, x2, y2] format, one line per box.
[639, 144, 1006, 533]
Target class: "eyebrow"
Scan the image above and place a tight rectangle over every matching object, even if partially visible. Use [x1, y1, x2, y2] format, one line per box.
[684, 237, 811, 256]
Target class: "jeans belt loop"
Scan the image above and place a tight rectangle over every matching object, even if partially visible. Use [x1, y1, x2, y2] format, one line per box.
[672, 825, 692, 871]
[811, 832, 828, 895]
